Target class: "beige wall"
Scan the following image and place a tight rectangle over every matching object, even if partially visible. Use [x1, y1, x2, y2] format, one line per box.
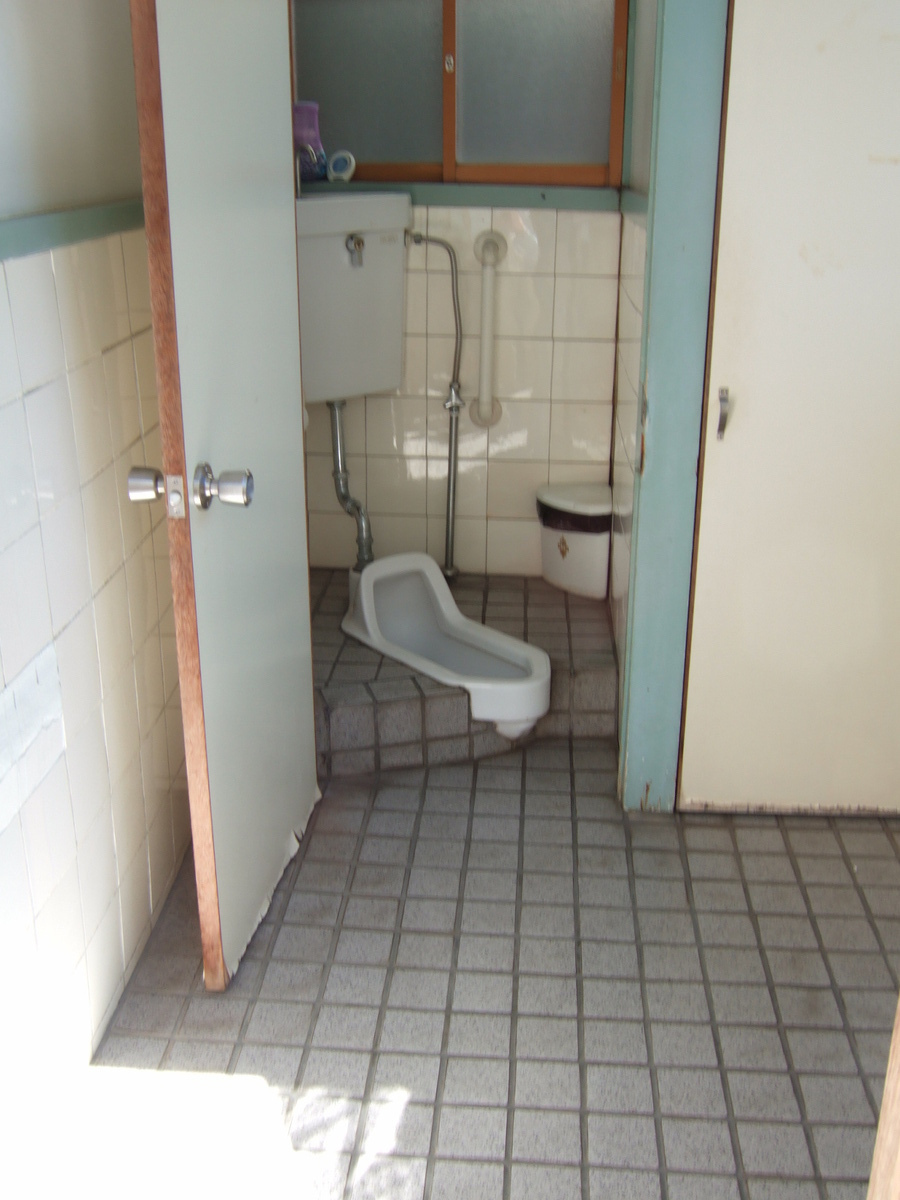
[681, 0, 900, 811]
[0, 0, 142, 219]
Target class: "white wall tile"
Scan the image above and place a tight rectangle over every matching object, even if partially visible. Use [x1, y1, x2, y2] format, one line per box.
[148, 797, 175, 911]
[78, 801, 118, 941]
[165, 697, 185, 778]
[549, 402, 613, 464]
[124, 539, 160, 648]
[305, 395, 366, 455]
[133, 328, 159, 435]
[487, 461, 549, 520]
[405, 272, 427, 336]
[366, 455, 427, 516]
[487, 400, 551, 462]
[68, 357, 114, 484]
[118, 842, 151, 970]
[493, 209, 558, 275]
[0, 266, 23, 406]
[306, 452, 366, 515]
[81, 462, 125, 591]
[52, 237, 129, 368]
[0, 817, 36, 959]
[94, 568, 133, 699]
[34, 858, 86, 976]
[551, 340, 616, 404]
[553, 276, 619, 340]
[40, 490, 92, 634]
[102, 667, 140, 788]
[493, 338, 553, 402]
[494, 275, 554, 339]
[5, 252, 66, 392]
[372, 515, 427, 558]
[486, 518, 542, 575]
[307, 512, 358, 568]
[366, 395, 427, 457]
[426, 397, 488, 461]
[555, 211, 621, 277]
[85, 896, 125, 1037]
[103, 341, 141, 455]
[25, 377, 80, 514]
[0, 399, 39, 551]
[0, 526, 52, 679]
[140, 712, 170, 824]
[428, 271, 481, 338]
[109, 754, 145, 867]
[548, 462, 609, 487]
[121, 229, 153, 334]
[20, 757, 76, 913]
[66, 707, 111, 844]
[427, 334, 480, 404]
[134, 637, 165, 740]
[55, 606, 101, 741]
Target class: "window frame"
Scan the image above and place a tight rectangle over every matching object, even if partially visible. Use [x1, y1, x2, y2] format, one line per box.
[343, 0, 630, 188]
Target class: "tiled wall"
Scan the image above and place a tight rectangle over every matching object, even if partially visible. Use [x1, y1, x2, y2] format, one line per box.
[610, 213, 647, 720]
[305, 206, 621, 575]
[0, 230, 189, 1064]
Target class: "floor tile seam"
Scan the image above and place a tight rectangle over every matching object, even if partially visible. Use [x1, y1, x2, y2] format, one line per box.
[622, 812, 669, 1200]
[501, 758, 528, 1200]
[673, 818, 752, 1200]
[223, 811, 322, 1072]
[291, 778, 381, 1093]
[828, 818, 900, 991]
[567, 739, 592, 1200]
[879, 816, 900, 868]
[341, 769, 430, 1200]
[563, 592, 575, 673]
[777, 815, 881, 1123]
[421, 758, 479, 1200]
[725, 823, 830, 1196]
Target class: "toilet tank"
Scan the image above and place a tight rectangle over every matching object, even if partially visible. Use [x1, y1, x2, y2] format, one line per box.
[296, 193, 411, 404]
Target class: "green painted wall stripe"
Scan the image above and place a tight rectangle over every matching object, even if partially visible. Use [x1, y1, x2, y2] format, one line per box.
[0, 198, 144, 261]
[619, 0, 729, 812]
[303, 180, 620, 213]
[619, 188, 649, 215]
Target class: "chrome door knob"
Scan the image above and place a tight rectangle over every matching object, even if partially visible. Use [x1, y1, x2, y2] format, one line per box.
[127, 466, 165, 502]
[193, 462, 254, 509]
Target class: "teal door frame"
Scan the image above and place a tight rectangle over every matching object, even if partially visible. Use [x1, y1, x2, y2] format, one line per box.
[618, 0, 730, 811]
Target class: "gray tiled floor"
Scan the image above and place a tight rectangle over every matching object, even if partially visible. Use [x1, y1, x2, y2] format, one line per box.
[96, 739, 900, 1199]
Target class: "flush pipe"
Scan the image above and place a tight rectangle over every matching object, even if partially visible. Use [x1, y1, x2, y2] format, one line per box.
[407, 230, 463, 579]
[327, 399, 373, 571]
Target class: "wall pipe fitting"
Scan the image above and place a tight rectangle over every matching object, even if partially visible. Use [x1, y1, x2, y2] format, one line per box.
[327, 399, 373, 571]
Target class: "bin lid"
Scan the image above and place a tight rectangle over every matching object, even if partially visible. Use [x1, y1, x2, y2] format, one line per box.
[536, 482, 612, 517]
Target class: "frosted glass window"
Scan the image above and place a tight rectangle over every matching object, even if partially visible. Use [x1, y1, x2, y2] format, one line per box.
[457, 0, 614, 164]
[293, 0, 442, 162]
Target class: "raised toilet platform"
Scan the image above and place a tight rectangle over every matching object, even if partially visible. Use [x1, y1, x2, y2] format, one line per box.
[310, 568, 617, 781]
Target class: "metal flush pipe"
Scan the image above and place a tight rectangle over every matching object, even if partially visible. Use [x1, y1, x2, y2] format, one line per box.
[327, 399, 373, 571]
[407, 231, 463, 579]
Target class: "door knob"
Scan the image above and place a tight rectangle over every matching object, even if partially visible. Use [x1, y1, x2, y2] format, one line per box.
[127, 466, 186, 518]
[193, 462, 254, 509]
[127, 466, 165, 502]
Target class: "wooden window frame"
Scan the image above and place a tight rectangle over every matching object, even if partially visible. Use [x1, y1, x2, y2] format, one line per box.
[350, 0, 629, 189]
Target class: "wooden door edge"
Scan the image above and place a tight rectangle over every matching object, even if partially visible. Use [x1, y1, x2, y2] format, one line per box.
[129, 0, 228, 991]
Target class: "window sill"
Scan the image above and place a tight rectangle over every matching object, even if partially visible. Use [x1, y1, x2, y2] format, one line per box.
[300, 179, 621, 213]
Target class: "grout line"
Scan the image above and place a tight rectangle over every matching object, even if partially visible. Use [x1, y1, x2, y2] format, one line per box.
[721, 824, 821, 1199]
[622, 812, 669, 1200]
[421, 758, 478, 1200]
[777, 816, 881, 1122]
[341, 766, 429, 1198]
[567, 739, 591, 1200]
[501, 750, 528, 1200]
[290, 777, 380, 1094]
[829, 818, 899, 992]
[879, 817, 900, 867]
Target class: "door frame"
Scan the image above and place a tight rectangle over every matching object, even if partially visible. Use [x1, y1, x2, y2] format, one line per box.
[130, 0, 226, 989]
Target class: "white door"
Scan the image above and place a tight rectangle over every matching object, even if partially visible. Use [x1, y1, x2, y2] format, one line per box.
[134, 0, 319, 984]
[681, 1, 900, 811]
